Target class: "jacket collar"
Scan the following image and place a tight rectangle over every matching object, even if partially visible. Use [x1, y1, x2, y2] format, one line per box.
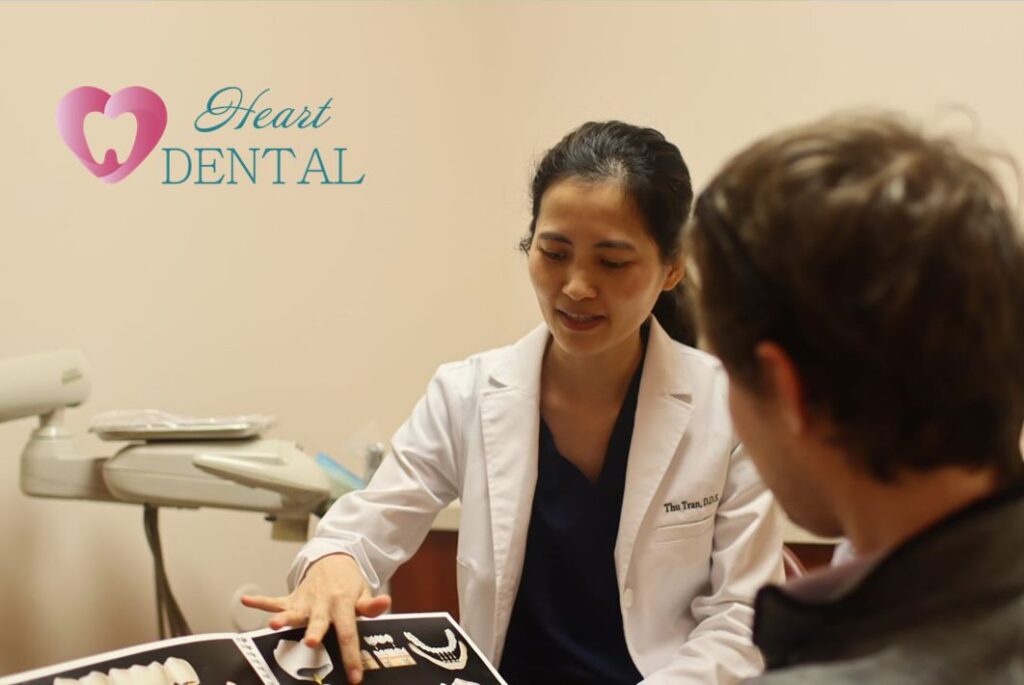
[485, 321, 549, 395]
[616, 319, 694, 583]
[479, 322, 546, 659]
[481, 317, 694, 659]
[754, 480, 1024, 669]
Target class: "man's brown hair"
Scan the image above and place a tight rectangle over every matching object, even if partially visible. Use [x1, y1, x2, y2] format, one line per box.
[688, 113, 1024, 481]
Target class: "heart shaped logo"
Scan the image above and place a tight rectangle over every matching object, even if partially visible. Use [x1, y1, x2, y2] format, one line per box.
[57, 86, 167, 184]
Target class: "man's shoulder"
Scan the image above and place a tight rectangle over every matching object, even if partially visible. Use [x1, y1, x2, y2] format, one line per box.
[750, 656, 1019, 685]
[749, 601, 1024, 685]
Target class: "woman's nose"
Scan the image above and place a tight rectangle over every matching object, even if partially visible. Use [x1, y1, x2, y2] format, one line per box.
[562, 268, 597, 301]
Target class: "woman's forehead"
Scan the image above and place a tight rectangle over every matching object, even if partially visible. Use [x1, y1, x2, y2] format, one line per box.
[537, 177, 649, 244]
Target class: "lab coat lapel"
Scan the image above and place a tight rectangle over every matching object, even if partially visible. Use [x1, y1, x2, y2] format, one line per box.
[480, 323, 547, 651]
[616, 319, 693, 586]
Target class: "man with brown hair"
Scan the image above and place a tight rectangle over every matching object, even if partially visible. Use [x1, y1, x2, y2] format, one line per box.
[685, 113, 1024, 682]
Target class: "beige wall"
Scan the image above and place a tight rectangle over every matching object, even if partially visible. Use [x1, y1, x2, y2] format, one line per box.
[1, 0, 1023, 673]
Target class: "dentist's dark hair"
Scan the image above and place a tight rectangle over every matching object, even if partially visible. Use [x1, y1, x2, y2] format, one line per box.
[520, 121, 696, 346]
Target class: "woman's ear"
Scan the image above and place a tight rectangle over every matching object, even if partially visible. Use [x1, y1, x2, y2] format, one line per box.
[662, 256, 685, 291]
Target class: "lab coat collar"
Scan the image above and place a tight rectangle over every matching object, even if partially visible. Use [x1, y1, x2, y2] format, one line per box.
[639, 316, 694, 399]
[481, 317, 695, 658]
[617, 319, 694, 585]
[479, 323, 546, 657]
[485, 322, 549, 395]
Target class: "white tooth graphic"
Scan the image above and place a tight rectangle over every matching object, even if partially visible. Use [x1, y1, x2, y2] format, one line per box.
[163, 658, 199, 685]
[363, 633, 394, 647]
[371, 647, 416, 668]
[123, 664, 163, 685]
[77, 672, 110, 685]
[403, 629, 468, 670]
[105, 667, 133, 685]
[53, 663, 183, 685]
[273, 638, 333, 682]
[143, 662, 170, 685]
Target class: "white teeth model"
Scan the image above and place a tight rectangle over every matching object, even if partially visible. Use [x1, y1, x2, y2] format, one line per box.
[403, 629, 468, 671]
[164, 657, 199, 685]
[77, 672, 111, 685]
[273, 638, 334, 682]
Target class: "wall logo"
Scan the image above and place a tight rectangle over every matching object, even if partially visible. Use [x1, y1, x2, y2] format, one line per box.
[56, 85, 364, 187]
[56, 86, 167, 184]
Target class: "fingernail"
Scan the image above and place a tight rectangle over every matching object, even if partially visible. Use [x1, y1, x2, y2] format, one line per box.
[349, 669, 361, 683]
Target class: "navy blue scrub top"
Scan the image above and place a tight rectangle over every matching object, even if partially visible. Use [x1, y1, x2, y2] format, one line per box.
[499, 334, 647, 685]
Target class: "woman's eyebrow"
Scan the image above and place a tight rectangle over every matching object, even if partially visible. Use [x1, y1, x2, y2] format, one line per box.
[537, 231, 571, 244]
[536, 232, 636, 251]
[595, 239, 636, 251]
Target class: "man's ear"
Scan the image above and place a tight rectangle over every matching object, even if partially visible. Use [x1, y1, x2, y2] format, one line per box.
[662, 257, 685, 291]
[754, 341, 808, 435]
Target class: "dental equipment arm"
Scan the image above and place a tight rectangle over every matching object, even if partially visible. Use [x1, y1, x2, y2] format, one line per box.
[2, 349, 351, 638]
[2, 350, 111, 501]
[2, 350, 333, 540]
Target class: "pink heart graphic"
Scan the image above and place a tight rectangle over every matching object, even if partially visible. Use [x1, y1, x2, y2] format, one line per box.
[57, 86, 167, 184]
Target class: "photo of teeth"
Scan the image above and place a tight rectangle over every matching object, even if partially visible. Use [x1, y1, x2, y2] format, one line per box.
[362, 634, 394, 648]
[51, 658, 199, 685]
[359, 651, 380, 671]
[272, 639, 333, 684]
[371, 647, 416, 668]
[15, 615, 508, 685]
[403, 630, 468, 671]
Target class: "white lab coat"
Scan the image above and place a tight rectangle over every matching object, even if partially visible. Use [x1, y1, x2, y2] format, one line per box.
[291, 319, 784, 684]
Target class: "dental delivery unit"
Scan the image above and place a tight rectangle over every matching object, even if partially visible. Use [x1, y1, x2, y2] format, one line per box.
[2, 349, 366, 636]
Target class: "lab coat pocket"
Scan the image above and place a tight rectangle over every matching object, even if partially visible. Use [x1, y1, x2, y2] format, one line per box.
[651, 514, 715, 546]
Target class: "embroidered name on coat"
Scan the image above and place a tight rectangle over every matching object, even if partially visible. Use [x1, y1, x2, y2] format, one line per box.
[663, 493, 719, 513]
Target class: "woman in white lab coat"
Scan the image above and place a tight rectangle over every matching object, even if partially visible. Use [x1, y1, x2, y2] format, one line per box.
[244, 121, 784, 684]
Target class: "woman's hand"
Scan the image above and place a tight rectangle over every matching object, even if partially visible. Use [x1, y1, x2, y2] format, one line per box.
[241, 553, 391, 684]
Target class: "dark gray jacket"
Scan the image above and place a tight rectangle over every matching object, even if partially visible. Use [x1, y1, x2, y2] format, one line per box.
[746, 482, 1024, 684]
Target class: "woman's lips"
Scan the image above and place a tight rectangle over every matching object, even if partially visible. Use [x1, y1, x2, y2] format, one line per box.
[557, 309, 605, 331]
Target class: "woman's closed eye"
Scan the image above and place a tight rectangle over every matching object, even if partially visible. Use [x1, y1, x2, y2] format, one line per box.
[539, 247, 568, 261]
[601, 259, 631, 269]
